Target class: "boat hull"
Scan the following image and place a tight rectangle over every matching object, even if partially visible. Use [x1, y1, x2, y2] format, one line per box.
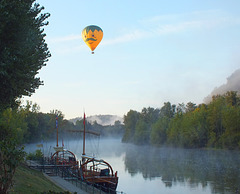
[79, 158, 119, 193]
[85, 176, 118, 192]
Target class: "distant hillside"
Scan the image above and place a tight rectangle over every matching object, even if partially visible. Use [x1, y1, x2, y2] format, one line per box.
[69, 115, 123, 126]
[204, 68, 240, 103]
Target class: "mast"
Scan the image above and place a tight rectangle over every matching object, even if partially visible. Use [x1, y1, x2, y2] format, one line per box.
[56, 114, 59, 164]
[80, 112, 100, 162]
[83, 112, 86, 156]
[56, 114, 58, 147]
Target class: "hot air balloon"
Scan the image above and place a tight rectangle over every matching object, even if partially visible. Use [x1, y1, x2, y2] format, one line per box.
[82, 25, 103, 54]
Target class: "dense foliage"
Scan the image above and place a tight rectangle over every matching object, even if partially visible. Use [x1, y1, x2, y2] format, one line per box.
[0, 0, 50, 111]
[122, 91, 240, 150]
[0, 1, 50, 192]
[0, 101, 123, 191]
[0, 101, 124, 144]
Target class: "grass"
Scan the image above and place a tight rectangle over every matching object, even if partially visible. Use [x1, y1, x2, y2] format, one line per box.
[9, 164, 65, 194]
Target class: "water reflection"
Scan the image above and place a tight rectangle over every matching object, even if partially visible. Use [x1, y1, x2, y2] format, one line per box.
[25, 139, 240, 193]
[124, 144, 240, 193]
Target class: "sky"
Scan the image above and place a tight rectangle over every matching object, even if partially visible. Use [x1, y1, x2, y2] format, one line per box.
[23, 0, 240, 119]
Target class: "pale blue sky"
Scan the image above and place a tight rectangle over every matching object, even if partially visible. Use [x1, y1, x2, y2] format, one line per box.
[24, 0, 240, 119]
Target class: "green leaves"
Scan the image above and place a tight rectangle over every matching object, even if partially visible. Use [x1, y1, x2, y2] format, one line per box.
[122, 110, 140, 142]
[122, 92, 240, 149]
[0, 0, 50, 111]
[150, 117, 169, 146]
[0, 1, 50, 192]
[0, 139, 25, 193]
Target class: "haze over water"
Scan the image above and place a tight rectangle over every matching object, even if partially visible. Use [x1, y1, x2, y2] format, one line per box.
[25, 138, 240, 194]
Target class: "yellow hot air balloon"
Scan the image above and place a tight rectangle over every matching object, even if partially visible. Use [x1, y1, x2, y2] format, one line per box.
[82, 25, 103, 54]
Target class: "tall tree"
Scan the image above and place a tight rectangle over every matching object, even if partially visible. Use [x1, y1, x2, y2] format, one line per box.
[0, 0, 50, 112]
[0, 108, 27, 193]
[207, 95, 226, 147]
[122, 110, 140, 142]
[140, 107, 160, 124]
[221, 105, 240, 149]
[0, 1, 50, 192]
[186, 102, 197, 112]
[160, 102, 176, 118]
[134, 119, 149, 144]
[150, 116, 170, 146]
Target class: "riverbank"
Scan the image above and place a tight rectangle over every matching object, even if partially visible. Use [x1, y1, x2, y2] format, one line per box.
[9, 163, 90, 194]
[9, 161, 96, 194]
[43, 174, 88, 194]
[9, 163, 64, 193]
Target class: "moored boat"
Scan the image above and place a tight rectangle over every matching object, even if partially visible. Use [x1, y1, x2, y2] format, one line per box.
[49, 115, 79, 168]
[48, 113, 119, 192]
[78, 113, 119, 193]
[50, 147, 78, 167]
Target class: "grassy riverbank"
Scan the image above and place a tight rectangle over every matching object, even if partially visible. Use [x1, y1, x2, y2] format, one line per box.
[9, 164, 65, 193]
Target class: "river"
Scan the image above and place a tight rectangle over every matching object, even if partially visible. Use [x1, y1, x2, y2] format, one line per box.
[25, 138, 240, 194]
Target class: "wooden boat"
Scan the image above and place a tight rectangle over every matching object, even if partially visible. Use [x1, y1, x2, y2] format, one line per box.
[79, 155, 118, 192]
[78, 113, 119, 192]
[49, 115, 79, 168]
[50, 147, 78, 167]
[49, 113, 118, 192]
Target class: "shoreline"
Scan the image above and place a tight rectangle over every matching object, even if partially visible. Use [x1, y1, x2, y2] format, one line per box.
[43, 173, 88, 194]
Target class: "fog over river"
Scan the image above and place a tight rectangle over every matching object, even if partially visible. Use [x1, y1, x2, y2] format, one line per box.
[25, 138, 240, 194]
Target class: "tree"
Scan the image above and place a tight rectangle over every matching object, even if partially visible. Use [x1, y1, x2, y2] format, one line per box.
[220, 93, 240, 149]
[177, 105, 208, 148]
[207, 95, 226, 147]
[160, 102, 175, 118]
[0, 139, 25, 193]
[167, 112, 183, 146]
[140, 107, 160, 124]
[0, 0, 50, 112]
[186, 102, 197, 112]
[0, 1, 50, 192]
[22, 101, 40, 142]
[122, 110, 140, 142]
[221, 105, 240, 149]
[150, 116, 170, 146]
[0, 108, 27, 193]
[176, 103, 186, 114]
[224, 91, 238, 106]
[134, 119, 149, 144]
[0, 108, 28, 144]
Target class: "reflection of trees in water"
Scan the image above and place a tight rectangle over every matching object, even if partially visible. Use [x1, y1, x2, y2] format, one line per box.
[124, 144, 240, 193]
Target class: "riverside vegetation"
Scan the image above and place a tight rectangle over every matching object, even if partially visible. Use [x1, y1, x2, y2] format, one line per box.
[0, 0, 51, 193]
[5, 90, 238, 151]
[1, 0, 240, 193]
[122, 91, 240, 150]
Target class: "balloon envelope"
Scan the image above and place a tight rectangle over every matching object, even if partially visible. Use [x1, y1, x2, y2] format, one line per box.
[82, 25, 103, 53]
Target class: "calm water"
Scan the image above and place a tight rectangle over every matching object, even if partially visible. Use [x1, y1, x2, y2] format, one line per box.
[25, 138, 240, 194]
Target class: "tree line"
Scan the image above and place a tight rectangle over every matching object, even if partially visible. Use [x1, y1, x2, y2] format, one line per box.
[122, 91, 240, 150]
[0, 101, 124, 144]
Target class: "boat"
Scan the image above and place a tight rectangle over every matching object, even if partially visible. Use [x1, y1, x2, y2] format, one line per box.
[49, 115, 79, 168]
[49, 113, 119, 192]
[50, 147, 78, 167]
[78, 113, 119, 193]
